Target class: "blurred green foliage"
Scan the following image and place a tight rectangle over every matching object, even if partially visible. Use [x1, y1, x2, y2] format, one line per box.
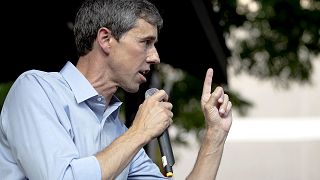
[213, 0, 320, 86]
[169, 0, 320, 143]
[169, 0, 320, 144]
[0, 82, 13, 110]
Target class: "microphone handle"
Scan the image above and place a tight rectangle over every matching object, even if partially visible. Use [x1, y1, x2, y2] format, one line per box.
[144, 87, 175, 177]
[158, 128, 175, 177]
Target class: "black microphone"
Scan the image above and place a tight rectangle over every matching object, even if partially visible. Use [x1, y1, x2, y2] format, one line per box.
[145, 88, 175, 177]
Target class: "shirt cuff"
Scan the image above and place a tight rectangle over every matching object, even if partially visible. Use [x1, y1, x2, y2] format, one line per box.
[70, 156, 101, 180]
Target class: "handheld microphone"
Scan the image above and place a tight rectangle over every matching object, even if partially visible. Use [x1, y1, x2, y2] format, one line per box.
[145, 88, 175, 177]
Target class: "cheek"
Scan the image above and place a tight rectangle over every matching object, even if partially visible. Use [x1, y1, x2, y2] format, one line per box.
[115, 43, 147, 68]
[128, 47, 147, 64]
[131, 45, 146, 57]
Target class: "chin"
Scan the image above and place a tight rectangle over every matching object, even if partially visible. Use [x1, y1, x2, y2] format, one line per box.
[123, 85, 140, 93]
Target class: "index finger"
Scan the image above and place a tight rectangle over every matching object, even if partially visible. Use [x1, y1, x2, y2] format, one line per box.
[201, 68, 214, 99]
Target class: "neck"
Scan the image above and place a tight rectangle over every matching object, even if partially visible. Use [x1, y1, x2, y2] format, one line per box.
[76, 54, 118, 105]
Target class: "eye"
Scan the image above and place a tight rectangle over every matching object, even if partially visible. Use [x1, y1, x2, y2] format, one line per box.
[140, 38, 156, 49]
[143, 39, 153, 47]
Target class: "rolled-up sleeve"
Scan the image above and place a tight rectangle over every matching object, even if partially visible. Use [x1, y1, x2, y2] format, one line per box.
[128, 148, 168, 180]
[70, 156, 101, 180]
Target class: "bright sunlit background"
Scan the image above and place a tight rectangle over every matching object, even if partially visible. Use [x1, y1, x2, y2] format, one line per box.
[170, 53, 320, 180]
[170, 0, 320, 178]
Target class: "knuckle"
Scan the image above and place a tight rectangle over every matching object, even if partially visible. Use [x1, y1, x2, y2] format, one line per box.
[204, 103, 211, 110]
[224, 94, 229, 101]
[213, 92, 220, 99]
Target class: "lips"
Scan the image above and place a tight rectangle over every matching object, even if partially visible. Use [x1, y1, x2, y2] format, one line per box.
[139, 69, 150, 76]
[138, 69, 150, 82]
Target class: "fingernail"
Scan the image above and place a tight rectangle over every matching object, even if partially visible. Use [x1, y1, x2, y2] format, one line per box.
[219, 108, 225, 114]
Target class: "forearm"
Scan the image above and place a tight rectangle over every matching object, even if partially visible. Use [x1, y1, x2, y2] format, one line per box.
[186, 127, 227, 180]
[95, 126, 149, 180]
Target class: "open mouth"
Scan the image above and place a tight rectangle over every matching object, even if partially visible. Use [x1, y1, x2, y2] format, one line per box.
[139, 70, 150, 76]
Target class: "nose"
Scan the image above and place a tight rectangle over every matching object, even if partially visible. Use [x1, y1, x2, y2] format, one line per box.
[146, 46, 160, 64]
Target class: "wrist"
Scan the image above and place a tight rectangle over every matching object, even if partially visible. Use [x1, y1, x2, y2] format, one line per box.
[203, 127, 228, 148]
[126, 126, 151, 146]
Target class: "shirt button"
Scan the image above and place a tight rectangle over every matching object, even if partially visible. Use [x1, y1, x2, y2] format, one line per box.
[97, 97, 102, 101]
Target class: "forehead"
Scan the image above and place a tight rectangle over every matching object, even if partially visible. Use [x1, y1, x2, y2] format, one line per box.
[125, 19, 158, 40]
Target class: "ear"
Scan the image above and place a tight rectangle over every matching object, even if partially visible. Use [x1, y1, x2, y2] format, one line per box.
[97, 27, 112, 54]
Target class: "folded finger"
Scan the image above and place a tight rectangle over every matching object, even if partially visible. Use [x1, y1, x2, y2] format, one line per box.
[219, 94, 229, 115]
[208, 86, 223, 107]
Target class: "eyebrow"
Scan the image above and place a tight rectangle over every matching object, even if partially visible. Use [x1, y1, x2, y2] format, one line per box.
[142, 35, 158, 43]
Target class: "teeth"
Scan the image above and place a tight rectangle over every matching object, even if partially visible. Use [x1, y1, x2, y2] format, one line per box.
[140, 70, 149, 75]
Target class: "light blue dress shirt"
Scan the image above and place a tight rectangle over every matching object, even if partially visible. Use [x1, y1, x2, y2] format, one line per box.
[0, 61, 167, 180]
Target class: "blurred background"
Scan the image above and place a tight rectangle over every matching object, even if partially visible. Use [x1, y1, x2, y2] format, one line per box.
[1, 0, 320, 179]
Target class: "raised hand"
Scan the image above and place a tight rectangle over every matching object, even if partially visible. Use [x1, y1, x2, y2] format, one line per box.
[201, 68, 232, 133]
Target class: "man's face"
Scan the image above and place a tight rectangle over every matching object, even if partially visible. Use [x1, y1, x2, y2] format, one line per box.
[109, 19, 160, 93]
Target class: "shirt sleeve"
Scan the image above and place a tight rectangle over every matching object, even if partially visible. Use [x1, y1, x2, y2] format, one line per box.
[128, 147, 170, 180]
[0, 72, 101, 180]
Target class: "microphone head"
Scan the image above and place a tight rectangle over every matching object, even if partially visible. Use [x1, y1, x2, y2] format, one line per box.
[145, 88, 159, 99]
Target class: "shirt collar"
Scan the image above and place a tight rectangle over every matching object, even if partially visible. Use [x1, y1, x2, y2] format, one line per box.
[60, 61, 98, 103]
[105, 96, 123, 119]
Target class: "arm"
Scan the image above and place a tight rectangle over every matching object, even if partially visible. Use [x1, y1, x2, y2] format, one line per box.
[0, 74, 101, 180]
[1, 73, 171, 180]
[187, 68, 233, 180]
[96, 90, 173, 179]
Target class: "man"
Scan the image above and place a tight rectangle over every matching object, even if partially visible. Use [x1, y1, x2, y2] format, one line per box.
[0, 0, 232, 179]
